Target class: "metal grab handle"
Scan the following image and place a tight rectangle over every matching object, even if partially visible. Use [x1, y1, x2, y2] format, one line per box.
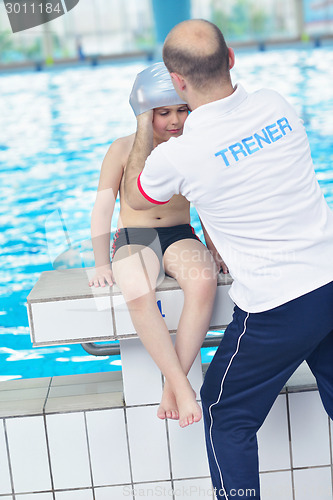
[80, 332, 224, 357]
[81, 342, 120, 356]
[202, 334, 225, 348]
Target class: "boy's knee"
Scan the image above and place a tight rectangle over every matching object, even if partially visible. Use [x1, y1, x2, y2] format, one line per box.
[119, 277, 155, 304]
[202, 272, 218, 291]
[187, 272, 217, 300]
[128, 292, 152, 307]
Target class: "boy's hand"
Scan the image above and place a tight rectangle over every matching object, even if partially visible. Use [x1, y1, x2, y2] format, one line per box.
[89, 264, 114, 288]
[219, 258, 229, 275]
[212, 252, 229, 274]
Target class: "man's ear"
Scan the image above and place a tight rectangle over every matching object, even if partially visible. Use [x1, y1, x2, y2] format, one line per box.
[228, 47, 235, 70]
[170, 72, 186, 92]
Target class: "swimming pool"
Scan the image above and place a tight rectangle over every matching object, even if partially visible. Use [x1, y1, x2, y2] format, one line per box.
[1, 45, 333, 381]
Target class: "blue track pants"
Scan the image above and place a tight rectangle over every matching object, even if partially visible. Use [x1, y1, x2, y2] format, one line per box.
[200, 281, 333, 500]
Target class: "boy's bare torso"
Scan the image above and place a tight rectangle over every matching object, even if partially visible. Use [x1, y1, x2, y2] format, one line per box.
[117, 134, 190, 228]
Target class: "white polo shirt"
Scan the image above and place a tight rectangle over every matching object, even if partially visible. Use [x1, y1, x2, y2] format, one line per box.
[138, 84, 333, 312]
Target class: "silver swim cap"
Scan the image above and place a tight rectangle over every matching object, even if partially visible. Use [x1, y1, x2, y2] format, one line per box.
[129, 62, 186, 116]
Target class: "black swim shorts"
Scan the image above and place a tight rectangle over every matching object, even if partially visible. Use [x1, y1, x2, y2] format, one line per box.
[111, 224, 200, 261]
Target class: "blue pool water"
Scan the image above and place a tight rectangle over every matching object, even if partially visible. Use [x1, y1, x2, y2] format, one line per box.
[1, 46, 333, 381]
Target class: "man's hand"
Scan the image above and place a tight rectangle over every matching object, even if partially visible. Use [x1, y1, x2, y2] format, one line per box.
[137, 109, 154, 127]
[123, 110, 155, 210]
[89, 264, 114, 288]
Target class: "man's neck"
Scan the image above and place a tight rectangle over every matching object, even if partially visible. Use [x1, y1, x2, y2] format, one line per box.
[188, 83, 235, 111]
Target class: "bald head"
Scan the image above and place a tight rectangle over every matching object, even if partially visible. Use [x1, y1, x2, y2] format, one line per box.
[163, 20, 230, 90]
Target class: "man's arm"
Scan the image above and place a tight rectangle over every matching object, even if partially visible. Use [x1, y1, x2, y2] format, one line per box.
[124, 111, 156, 210]
[200, 218, 229, 274]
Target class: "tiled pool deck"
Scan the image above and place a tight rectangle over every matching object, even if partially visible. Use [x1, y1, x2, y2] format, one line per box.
[0, 363, 332, 500]
[3, 268, 331, 499]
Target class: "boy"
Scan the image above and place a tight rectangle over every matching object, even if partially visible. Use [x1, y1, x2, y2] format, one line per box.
[89, 63, 224, 427]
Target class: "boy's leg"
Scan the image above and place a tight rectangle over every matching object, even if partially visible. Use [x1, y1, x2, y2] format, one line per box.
[112, 244, 161, 302]
[112, 244, 201, 426]
[162, 239, 218, 417]
[200, 281, 333, 500]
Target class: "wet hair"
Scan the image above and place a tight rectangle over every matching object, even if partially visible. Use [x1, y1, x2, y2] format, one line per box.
[163, 20, 230, 90]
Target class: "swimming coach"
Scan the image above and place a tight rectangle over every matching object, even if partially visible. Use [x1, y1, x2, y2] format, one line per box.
[124, 19, 333, 500]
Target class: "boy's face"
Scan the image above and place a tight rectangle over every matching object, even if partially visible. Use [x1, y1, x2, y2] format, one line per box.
[152, 104, 188, 143]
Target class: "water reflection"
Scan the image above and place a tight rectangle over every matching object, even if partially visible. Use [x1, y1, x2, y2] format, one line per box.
[0, 48, 332, 379]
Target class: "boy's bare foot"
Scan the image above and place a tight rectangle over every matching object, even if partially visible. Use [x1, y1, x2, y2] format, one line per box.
[175, 387, 202, 428]
[157, 383, 179, 420]
[157, 378, 202, 427]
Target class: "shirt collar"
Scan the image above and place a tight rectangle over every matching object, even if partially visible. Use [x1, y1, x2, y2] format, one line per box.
[183, 83, 248, 133]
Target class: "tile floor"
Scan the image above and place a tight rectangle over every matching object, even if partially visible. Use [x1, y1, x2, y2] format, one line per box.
[0, 370, 332, 499]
